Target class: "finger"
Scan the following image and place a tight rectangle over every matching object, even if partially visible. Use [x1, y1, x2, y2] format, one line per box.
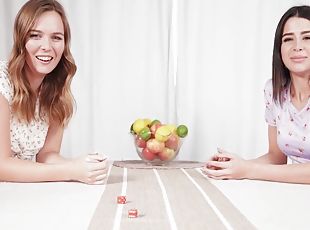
[211, 155, 219, 161]
[208, 175, 230, 180]
[88, 160, 107, 171]
[217, 147, 225, 153]
[203, 163, 220, 170]
[93, 180, 105, 185]
[217, 147, 232, 157]
[87, 154, 107, 162]
[207, 160, 229, 169]
[213, 152, 233, 160]
[89, 169, 107, 178]
[204, 168, 230, 177]
[95, 174, 107, 181]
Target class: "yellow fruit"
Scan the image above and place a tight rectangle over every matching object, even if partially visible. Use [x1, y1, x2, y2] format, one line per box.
[133, 119, 147, 134]
[155, 126, 171, 142]
[144, 118, 152, 126]
[166, 124, 177, 133]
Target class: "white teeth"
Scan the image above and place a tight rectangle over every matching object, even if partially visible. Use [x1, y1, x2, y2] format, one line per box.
[36, 56, 53, 62]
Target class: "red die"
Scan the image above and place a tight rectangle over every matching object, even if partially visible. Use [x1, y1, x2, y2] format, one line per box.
[128, 208, 138, 218]
[117, 196, 126, 204]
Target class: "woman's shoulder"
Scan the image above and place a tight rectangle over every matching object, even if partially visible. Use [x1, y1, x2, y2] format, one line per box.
[0, 61, 13, 103]
[0, 61, 10, 81]
[264, 79, 272, 93]
[0, 61, 8, 76]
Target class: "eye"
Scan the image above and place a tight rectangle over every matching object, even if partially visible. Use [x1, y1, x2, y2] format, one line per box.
[304, 36, 310, 40]
[29, 33, 41, 39]
[282, 37, 293, 43]
[52, 35, 63, 41]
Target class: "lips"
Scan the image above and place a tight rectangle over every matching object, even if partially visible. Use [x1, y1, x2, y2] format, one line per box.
[36, 55, 53, 63]
[290, 56, 307, 62]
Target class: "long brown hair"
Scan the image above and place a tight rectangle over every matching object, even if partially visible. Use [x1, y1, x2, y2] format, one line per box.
[272, 5, 310, 105]
[8, 0, 76, 126]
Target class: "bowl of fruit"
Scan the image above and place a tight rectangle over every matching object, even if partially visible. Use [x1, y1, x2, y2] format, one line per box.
[130, 118, 188, 165]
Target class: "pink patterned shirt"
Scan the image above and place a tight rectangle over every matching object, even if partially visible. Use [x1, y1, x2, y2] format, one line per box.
[264, 79, 310, 163]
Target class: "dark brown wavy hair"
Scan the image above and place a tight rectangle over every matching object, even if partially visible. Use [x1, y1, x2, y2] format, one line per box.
[272, 5, 310, 105]
[8, 0, 76, 126]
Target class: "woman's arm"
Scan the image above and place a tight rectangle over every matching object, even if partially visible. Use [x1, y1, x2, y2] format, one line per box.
[205, 126, 310, 184]
[36, 121, 69, 164]
[0, 95, 107, 184]
[249, 126, 287, 165]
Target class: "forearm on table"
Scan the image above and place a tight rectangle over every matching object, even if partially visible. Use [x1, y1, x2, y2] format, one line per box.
[36, 151, 70, 164]
[0, 157, 73, 182]
[250, 153, 287, 165]
[248, 162, 310, 184]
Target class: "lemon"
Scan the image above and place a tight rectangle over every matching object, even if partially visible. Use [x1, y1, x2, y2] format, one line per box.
[176, 125, 188, 138]
[155, 126, 171, 142]
[166, 124, 177, 133]
[133, 119, 147, 134]
[143, 118, 152, 126]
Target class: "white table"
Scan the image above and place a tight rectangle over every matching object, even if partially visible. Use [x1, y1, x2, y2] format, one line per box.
[0, 165, 309, 230]
[211, 179, 310, 230]
[0, 181, 104, 230]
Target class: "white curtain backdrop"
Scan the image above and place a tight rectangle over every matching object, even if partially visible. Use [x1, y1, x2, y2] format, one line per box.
[1, 0, 310, 161]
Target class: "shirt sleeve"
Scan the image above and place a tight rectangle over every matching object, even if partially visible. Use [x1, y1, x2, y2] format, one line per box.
[264, 79, 276, 126]
[0, 61, 13, 104]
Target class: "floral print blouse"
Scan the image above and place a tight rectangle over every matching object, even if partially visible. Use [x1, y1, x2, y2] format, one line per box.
[0, 61, 48, 161]
[264, 79, 310, 163]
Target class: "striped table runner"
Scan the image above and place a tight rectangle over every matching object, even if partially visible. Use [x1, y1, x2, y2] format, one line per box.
[88, 165, 256, 230]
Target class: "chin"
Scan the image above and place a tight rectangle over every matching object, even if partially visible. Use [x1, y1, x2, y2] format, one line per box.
[37, 64, 58, 74]
[288, 66, 310, 76]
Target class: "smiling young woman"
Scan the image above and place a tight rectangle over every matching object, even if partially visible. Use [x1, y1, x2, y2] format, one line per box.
[0, 0, 108, 184]
[204, 5, 310, 184]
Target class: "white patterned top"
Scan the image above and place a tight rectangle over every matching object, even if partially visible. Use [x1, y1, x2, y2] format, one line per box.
[264, 79, 310, 163]
[0, 61, 48, 161]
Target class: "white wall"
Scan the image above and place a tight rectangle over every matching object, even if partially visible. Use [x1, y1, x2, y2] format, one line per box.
[1, 0, 309, 161]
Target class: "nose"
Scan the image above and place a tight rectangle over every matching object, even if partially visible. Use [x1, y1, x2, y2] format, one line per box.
[40, 36, 51, 51]
[293, 40, 303, 52]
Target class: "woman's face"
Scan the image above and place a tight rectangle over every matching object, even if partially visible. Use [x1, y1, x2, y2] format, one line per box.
[25, 11, 65, 79]
[281, 17, 310, 77]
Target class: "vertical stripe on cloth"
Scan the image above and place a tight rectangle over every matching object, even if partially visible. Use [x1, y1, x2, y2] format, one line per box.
[88, 166, 124, 230]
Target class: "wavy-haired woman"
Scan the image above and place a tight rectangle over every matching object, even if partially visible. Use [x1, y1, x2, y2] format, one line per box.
[204, 5, 310, 184]
[0, 0, 107, 184]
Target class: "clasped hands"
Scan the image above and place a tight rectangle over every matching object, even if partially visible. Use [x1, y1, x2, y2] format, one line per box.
[202, 148, 249, 180]
[71, 152, 108, 185]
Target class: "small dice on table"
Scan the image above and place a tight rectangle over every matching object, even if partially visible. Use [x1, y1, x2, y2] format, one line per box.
[117, 196, 126, 204]
[128, 208, 138, 218]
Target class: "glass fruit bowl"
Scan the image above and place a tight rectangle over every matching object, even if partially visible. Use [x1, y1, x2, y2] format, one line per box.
[130, 118, 188, 166]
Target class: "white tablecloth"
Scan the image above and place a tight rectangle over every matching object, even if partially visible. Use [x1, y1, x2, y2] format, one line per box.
[0, 166, 309, 230]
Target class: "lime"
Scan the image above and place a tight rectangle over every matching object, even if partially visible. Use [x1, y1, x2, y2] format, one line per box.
[150, 119, 161, 127]
[176, 125, 188, 138]
[155, 125, 171, 142]
[133, 119, 147, 134]
[139, 127, 151, 141]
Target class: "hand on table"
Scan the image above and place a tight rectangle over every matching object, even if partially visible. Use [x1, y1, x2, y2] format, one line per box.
[70, 153, 108, 185]
[202, 148, 250, 180]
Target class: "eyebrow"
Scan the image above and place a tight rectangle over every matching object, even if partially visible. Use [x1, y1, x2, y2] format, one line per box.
[29, 29, 64, 36]
[282, 30, 310, 37]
